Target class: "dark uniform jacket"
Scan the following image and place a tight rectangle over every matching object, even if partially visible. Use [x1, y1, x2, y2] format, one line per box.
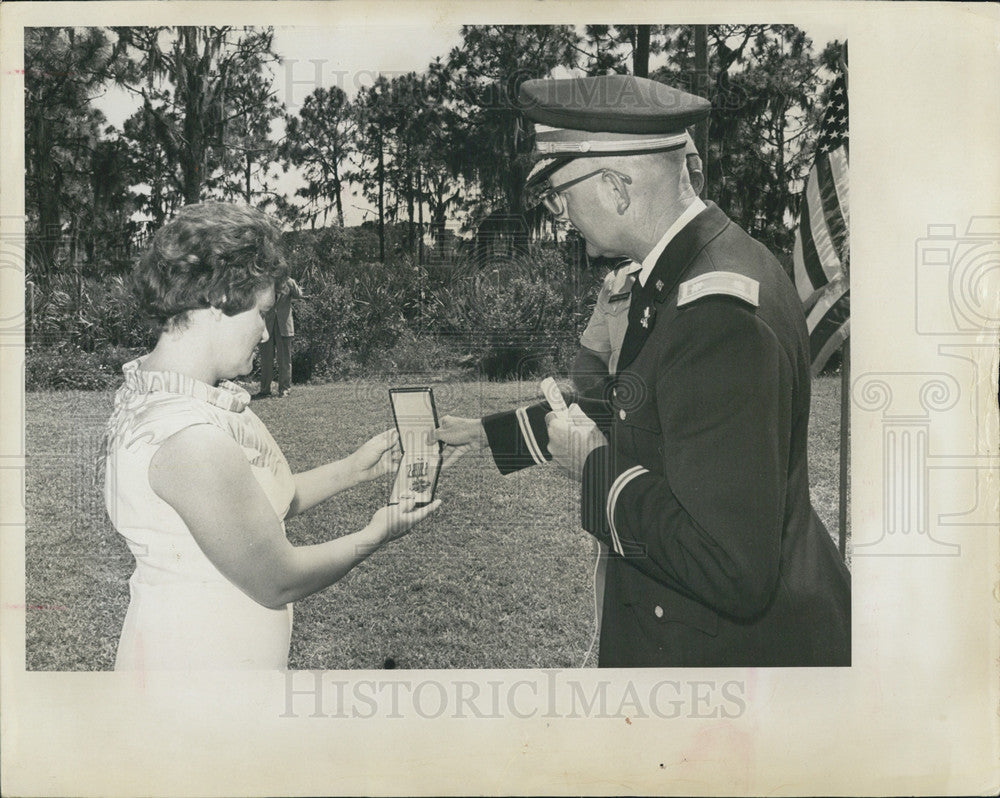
[482, 202, 851, 667]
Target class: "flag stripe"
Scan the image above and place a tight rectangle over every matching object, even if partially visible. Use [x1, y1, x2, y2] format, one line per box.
[812, 319, 850, 377]
[828, 147, 851, 231]
[792, 228, 816, 306]
[796, 175, 830, 295]
[793, 239, 827, 311]
[806, 274, 847, 330]
[805, 175, 842, 284]
[815, 154, 849, 266]
[809, 287, 851, 362]
[792, 66, 850, 376]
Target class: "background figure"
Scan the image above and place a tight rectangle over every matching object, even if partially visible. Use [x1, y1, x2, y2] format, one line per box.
[258, 276, 304, 398]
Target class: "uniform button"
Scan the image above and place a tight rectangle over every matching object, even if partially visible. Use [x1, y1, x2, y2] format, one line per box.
[654, 605, 664, 618]
[612, 388, 618, 399]
[619, 409, 627, 420]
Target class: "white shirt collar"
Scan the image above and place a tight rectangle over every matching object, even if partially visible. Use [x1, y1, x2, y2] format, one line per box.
[636, 198, 707, 287]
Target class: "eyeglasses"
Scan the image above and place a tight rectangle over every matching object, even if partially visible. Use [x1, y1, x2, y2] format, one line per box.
[531, 168, 632, 217]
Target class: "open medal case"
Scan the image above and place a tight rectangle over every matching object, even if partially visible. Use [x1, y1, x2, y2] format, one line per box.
[388, 387, 442, 507]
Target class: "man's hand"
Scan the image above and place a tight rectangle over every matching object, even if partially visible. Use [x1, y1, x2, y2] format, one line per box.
[432, 415, 487, 468]
[545, 403, 607, 480]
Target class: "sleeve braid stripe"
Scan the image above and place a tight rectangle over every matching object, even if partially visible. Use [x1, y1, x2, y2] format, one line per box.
[516, 406, 546, 466]
[606, 465, 649, 556]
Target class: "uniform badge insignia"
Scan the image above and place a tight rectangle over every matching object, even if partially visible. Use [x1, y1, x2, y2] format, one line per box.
[677, 271, 760, 308]
[655, 279, 664, 292]
[640, 306, 653, 328]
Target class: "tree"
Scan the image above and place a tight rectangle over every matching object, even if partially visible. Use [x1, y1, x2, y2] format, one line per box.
[653, 25, 835, 256]
[280, 86, 354, 228]
[443, 25, 579, 220]
[418, 65, 468, 261]
[383, 73, 429, 259]
[215, 57, 284, 206]
[120, 103, 182, 230]
[348, 75, 394, 260]
[24, 27, 125, 279]
[114, 26, 280, 205]
[82, 135, 142, 275]
[346, 73, 435, 261]
[580, 25, 665, 77]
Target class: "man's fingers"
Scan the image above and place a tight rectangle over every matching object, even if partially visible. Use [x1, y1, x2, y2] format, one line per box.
[436, 414, 460, 430]
[430, 425, 450, 443]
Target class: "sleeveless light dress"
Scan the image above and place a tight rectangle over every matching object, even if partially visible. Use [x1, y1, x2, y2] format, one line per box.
[105, 358, 295, 670]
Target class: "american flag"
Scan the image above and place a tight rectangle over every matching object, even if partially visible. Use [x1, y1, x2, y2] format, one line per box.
[792, 68, 850, 376]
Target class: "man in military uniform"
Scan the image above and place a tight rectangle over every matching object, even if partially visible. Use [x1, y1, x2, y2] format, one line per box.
[436, 74, 850, 667]
[571, 131, 704, 390]
[567, 133, 705, 640]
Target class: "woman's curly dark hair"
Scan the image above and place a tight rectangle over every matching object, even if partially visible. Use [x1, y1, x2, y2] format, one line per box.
[133, 202, 289, 330]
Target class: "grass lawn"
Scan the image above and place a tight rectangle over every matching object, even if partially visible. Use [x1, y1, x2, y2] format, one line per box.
[24, 375, 847, 671]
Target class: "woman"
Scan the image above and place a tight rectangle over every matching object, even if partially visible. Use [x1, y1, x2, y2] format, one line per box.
[104, 202, 438, 670]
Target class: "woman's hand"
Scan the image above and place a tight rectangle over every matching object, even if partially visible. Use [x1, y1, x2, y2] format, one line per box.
[289, 429, 401, 517]
[349, 429, 401, 484]
[151, 425, 437, 609]
[367, 498, 441, 546]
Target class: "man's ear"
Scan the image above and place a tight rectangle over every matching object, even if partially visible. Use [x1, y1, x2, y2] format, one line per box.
[603, 171, 631, 215]
[689, 169, 705, 197]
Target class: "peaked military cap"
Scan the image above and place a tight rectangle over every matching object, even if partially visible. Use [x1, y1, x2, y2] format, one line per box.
[519, 74, 711, 161]
[521, 76, 709, 206]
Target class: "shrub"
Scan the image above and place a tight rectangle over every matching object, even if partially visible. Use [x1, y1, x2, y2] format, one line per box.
[24, 229, 609, 388]
[292, 255, 453, 373]
[25, 340, 142, 391]
[429, 247, 601, 379]
[364, 329, 471, 378]
[27, 274, 151, 352]
[288, 276, 362, 380]
[83, 275, 153, 350]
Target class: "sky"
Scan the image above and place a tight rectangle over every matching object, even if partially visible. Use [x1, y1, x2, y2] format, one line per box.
[94, 22, 849, 228]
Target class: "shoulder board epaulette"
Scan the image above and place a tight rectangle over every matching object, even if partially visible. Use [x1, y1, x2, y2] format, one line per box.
[677, 271, 760, 308]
